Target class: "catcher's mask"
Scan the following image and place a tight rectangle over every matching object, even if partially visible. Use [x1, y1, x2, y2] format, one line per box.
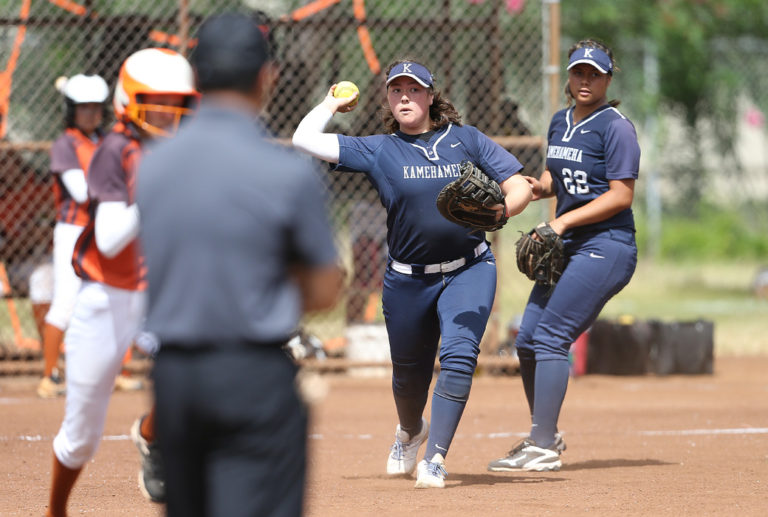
[113, 48, 199, 137]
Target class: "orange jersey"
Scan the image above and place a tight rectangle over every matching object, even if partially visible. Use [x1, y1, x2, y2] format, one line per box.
[49, 127, 101, 226]
[72, 122, 146, 291]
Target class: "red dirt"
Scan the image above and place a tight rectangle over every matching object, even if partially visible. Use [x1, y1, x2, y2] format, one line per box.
[1, 356, 767, 516]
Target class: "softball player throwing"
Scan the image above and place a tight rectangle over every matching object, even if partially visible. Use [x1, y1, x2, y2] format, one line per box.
[293, 59, 532, 488]
[37, 74, 108, 399]
[45, 48, 198, 517]
[488, 39, 641, 472]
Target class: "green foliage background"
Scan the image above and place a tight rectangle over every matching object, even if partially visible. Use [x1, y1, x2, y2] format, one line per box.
[560, 0, 768, 272]
[635, 205, 768, 260]
[562, 0, 768, 124]
[562, 0, 768, 215]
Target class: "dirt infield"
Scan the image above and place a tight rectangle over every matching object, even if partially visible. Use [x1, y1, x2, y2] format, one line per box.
[1, 356, 767, 516]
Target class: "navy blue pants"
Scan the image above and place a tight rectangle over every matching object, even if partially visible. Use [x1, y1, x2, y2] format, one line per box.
[383, 247, 497, 458]
[153, 344, 306, 517]
[516, 228, 637, 447]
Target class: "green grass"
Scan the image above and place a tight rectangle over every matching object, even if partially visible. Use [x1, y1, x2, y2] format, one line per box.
[496, 256, 768, 357]
[0, 298, 41, 351]
[490, 206, 768, 356]
[600, 260, 768, 356]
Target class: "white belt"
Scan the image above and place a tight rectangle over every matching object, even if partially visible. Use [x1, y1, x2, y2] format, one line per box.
[390, 241, 488, 275]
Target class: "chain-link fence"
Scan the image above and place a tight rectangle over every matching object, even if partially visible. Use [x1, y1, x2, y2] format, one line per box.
[1, 0, 551, 354]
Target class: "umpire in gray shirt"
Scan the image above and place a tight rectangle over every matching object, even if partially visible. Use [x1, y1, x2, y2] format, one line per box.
[136, 12, 342, 517]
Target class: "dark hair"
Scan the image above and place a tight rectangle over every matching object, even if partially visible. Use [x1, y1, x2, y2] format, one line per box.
[565, 38, 620, 108]
[64, 99, 78, 129]
[381, 58, 461, 134]
[191, 12, 274, 93]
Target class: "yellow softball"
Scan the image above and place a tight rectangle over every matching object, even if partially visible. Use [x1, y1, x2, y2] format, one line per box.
[333, 81, 359, 106]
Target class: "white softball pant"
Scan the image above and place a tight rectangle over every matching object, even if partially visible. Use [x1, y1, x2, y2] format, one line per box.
[44, 222, 84, 329]
[53, 281, 146, 469]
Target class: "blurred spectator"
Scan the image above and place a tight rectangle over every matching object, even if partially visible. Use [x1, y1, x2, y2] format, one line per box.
[37, 74, 109, 399]
[347, 198, 387, 323]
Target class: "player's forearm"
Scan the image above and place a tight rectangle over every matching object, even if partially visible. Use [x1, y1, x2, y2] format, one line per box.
[501, 174, 533, 217]
[294, 264, 344, 313]
[536, 170, 556, 198]
[95, 201, 140, 258]
[292, 104, 340, 163]
[553, 179, 634, 233]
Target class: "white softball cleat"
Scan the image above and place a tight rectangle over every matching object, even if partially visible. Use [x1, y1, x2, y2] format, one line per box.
[386, 417, 429, 476]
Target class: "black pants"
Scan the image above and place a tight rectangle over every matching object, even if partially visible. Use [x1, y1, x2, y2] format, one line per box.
[153, 344, 307, 517]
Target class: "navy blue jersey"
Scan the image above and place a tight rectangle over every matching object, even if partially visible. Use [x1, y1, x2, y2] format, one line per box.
[336, 123, 523, 264]
[546, 105, 641, 235]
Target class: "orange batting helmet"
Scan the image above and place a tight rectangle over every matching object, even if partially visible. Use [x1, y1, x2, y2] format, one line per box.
[113, 48, 199, 137]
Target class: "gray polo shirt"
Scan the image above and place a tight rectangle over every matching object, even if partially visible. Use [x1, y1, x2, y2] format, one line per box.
[137, 101, 338, 345]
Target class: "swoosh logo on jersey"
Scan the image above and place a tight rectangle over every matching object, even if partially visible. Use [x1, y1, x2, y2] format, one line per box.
[580, 129, 591, 134]
[589, 252, 605, 259]
[450, 142, 462, 148]
[435, 444, 448, 451]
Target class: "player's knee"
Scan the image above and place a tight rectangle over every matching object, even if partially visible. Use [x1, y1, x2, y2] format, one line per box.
[44, 302, 73, 330]
[438, 338, 482, 374]
[515, 327, 536, 352]
[391, 360, 432, 397]
[53, 429, 101, 469]
[531, 326, 573, 359]
[433, 368, 472, 403]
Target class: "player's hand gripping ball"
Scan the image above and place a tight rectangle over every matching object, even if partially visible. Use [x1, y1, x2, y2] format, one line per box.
[333, 81, 359, 108]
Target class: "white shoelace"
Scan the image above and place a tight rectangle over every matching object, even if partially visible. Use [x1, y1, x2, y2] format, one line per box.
[390, 441, 404, 459]
[425, 460, 447, 478]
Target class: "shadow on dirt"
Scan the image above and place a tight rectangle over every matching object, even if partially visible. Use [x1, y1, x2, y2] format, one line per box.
[561, 458, 675, 470]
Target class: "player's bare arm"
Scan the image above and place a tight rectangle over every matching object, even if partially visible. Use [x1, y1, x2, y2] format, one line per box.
[292, 263, 344, 312]
[499, 174, 533, 218]
[550, 178, 634, 235]
[524, 169, 555, 201]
